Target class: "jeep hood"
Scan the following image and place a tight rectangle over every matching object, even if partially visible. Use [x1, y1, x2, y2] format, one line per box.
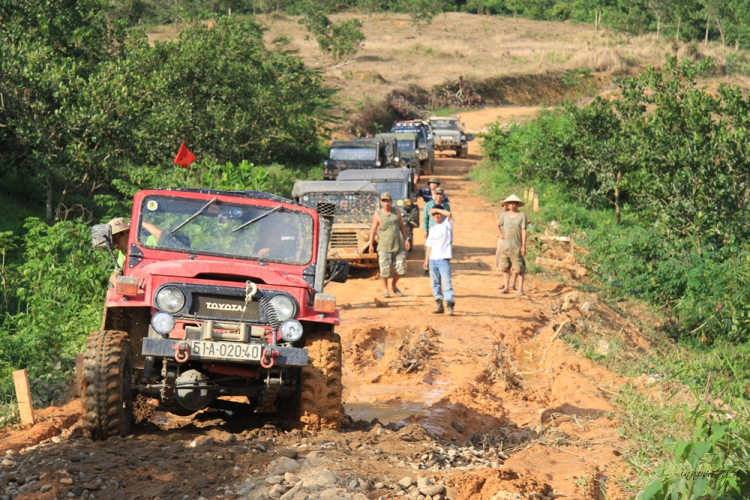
[130, 259, 310, 288]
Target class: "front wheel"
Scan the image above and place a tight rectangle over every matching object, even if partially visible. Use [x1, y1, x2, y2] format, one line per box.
[81, 330, 134, 440]
[299, 331, 342, 430]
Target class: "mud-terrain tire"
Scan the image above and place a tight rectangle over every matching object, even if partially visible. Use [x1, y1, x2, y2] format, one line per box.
[460, 146, 468, 159]
[81, 330, 134, 440]
[299, 331, 343, 430]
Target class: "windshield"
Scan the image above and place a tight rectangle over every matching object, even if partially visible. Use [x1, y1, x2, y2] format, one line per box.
[396, 141, 415, 151]
[431, 120, 460, 130]
[373, 181, 408, 199]
[138, 196, 313, 265]
[330, 148, 377, 161]
[298, 193, 379, 223]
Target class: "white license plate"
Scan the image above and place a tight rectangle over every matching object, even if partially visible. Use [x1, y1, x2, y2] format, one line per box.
[190, 341, 262, 362]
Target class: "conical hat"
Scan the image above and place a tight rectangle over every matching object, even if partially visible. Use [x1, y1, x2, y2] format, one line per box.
[500, 194, 525, 207]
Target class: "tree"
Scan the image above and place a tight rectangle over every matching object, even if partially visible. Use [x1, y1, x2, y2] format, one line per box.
[404, 0, 444, 37]
[0, 0, 127, 220]
[298, 2, 366, 64]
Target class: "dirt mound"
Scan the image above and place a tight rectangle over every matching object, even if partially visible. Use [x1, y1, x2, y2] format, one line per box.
[447, 468, 553, 500]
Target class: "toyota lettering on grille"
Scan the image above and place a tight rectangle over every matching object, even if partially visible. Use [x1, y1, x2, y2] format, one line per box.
[206, 302, 246, 312]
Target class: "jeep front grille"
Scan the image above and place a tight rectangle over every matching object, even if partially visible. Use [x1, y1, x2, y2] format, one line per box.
[189, 294, 262, 322]
[330, 232, 359, 249]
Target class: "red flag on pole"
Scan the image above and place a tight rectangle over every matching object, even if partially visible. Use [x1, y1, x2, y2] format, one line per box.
[173, 143, 197, 168]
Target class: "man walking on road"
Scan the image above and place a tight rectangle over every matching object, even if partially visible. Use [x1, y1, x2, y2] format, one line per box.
[423, 204, 455, 315]
[497, 194, 528, 296]
[417, 178, 450, 203]
[369, 192, 411, 298]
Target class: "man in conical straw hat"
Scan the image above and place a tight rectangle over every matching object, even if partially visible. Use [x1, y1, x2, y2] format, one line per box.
[497, 194, 528, 296]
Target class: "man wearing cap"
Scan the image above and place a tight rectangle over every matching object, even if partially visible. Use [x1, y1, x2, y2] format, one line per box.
[108, 218, 131, 269]
[417, 178, 450, 203]
[368, 192, 411, 298]
[107, 218, 160, 270]
[423, 204, 455, 315]
[497, 194, 528, 296]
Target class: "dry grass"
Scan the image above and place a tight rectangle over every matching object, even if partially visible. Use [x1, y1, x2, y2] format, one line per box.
[146, 12, 744, 111]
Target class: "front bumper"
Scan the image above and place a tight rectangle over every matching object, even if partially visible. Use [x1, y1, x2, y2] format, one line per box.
[142, 338, 309, 367]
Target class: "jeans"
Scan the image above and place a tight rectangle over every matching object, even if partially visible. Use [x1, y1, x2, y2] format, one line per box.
[429, 259, 454, 302]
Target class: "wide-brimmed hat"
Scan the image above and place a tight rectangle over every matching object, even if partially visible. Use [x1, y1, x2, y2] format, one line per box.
[434, 187, 445, 194]
[380, 192, 392, 201]
[108, 217, 130, 235]
[500, 194, 525, 207]
[427, 177, 440, 185]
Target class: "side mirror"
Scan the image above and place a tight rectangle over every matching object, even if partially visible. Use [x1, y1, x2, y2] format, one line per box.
[92, 224, 112, 249]
[326, 259, 350, 284]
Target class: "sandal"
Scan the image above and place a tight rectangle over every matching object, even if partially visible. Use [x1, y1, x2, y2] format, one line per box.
[516, 290, 525, 296]
[382, 292, 391, 298]
[392, 288, 405, 297]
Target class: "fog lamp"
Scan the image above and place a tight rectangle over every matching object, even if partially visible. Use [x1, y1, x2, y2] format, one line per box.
[151, 312, 175, 336]
[279, 320, 303, 342]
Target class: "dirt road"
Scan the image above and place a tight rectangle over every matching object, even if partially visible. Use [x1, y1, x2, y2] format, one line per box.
[0, 108, 634, 500]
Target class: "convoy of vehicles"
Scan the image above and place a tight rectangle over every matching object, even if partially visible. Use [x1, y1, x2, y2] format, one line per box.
[86, 113, 467, 435]
[391, 120, 435, 174]
[292, 180, 381, 268]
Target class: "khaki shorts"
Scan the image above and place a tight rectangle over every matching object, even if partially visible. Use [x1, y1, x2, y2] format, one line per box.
[378, 250, 407, 278]
[499, 248, 526, 274]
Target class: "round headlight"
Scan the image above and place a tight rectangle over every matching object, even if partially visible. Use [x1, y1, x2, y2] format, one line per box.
[394, 157, 400, 163]
[396, 199, 404, 206]
[279, 320, 303, 342]
[461, 135, 466, 140]
[151, 311, 175, 336]
[375, 161, 381, 167]
[156, 286, 185, 313]
[269, 295, 295, 321]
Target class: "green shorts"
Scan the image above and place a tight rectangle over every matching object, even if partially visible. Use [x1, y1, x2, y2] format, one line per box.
[499, 248, 525, 274]
[378, 250, 407, 278]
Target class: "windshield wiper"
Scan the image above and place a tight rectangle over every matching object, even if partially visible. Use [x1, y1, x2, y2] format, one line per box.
[232, 205, 283, 232]
[171, 197, 218, 234]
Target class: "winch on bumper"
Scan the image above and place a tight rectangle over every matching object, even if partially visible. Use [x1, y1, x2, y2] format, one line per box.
[141, 338, 308, 368]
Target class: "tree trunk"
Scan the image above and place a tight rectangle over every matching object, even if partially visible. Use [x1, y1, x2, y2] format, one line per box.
[705, 18, 710, 46]
[675, 15, 680, 41]
[656, 15, 660, 38]
[715, 17, 724, 47]
[46, 178, 53, 222]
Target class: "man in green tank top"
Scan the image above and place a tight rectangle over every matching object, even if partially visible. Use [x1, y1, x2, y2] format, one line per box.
[368, 192, 411, 298]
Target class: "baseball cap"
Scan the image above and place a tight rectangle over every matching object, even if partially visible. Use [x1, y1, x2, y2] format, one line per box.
[380, 192, 392, 201]
[428, 177, 440, 185]
[434, 187, 445, 194]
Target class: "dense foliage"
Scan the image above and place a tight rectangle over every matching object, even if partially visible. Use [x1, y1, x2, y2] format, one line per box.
[478, 55, 750, 344]
[1, 2, 331, 220]
[106, 0, 750, 47]
[0, 0, 329, 418]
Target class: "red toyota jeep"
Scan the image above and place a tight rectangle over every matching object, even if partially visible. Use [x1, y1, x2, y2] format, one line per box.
[84, 188, 349, 439]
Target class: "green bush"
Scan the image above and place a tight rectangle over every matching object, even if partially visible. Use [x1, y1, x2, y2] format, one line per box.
[637, 396, 750, 500]
[477, 55, 750, 344]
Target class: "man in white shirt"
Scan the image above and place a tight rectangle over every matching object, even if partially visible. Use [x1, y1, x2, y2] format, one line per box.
[423, 204, 455, 315]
